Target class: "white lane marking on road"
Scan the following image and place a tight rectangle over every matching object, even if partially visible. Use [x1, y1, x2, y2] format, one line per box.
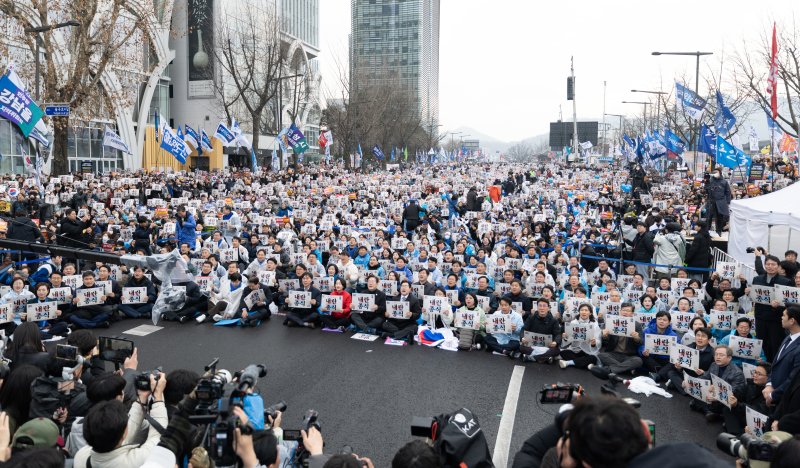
[492, 365, 525, 468]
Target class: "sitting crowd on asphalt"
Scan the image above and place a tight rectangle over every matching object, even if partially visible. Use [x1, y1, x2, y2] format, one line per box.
[0, 160, 796, 466]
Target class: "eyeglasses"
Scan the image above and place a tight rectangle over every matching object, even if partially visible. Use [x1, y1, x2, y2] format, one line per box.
[752, 371, 768, 376]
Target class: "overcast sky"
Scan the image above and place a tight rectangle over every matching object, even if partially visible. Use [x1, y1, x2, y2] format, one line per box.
[319, 0, 796, 143]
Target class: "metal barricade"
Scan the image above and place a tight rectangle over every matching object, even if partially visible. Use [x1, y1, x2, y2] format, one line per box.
[711, 247, 756, 287]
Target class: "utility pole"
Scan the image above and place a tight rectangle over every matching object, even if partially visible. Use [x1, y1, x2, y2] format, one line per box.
[602, 80, 607, 156]
[571, 57, 578, 162]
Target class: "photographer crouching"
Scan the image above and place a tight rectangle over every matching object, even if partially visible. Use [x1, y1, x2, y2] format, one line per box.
[513, 396, 728, 468]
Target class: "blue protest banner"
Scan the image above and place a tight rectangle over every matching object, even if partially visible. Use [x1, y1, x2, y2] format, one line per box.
[716, 135, 749, 169]
[675, 82, 707, 120]
[286, 123, 309, 153]
[160, 126, 190, 164]
[0, 74, 44, 137]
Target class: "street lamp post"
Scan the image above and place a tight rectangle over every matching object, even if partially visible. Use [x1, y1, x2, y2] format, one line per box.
[631, 90, 667, 129]
[622, 101, 650, 135]
[652, 51, 713, 173]
[604, 113, 625, 157]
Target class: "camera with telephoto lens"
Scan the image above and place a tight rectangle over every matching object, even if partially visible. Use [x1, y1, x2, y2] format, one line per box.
[265, 400, 287, 422]
[282, 409, 322, 468]
[188, 358, 267, 467]
[717, 432, 781, 465]
[134, 367, 163, 392]
[539, 383, 584, 404]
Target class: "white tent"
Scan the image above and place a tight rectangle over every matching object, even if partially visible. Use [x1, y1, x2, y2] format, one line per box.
[729, 181, 800, 265]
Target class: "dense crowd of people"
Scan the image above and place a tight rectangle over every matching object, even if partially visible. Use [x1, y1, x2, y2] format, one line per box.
[0, 160, 796, 466]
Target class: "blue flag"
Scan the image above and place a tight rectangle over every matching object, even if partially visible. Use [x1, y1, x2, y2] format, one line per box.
[623, 134, 636, 149]
[663, 129, 686, 155]
[715, 91, 736, 136]
[390, 146, 395, 162]
[184, 125, 201, 152]
[699, 124, 717, 155]
[251, 147, 259, 172]
[200, 129, 213, 153]
[675, 82, 707, 120]
[357, 143, 363, 167]
[372, 144, 385, 160]
[214, 122, 235, 145]
[716, 135, 749, 169]
[0, 74, 43, 137]
[160, 126, 190, 164]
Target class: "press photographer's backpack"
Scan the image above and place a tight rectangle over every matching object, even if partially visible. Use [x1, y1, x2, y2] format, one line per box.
[432, 407, 494, 468]
[458, 329, 475, 350]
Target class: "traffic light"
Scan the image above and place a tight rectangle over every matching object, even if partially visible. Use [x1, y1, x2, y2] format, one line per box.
[567, 77, 574, 100]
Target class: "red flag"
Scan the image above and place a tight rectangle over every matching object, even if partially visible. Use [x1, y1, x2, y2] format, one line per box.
[767, 22, 779, 119]
[317, 133, 327, 148]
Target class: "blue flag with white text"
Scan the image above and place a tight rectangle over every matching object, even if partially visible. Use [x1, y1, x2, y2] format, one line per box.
[160, 126, 190, 164]
[715, 91, 736, 136]
[699, 124, 717, 155]
[372, 144, 385, 160]
[716, 135, 749, 169]
[675, 82, 707, 120]
[663, 129, 685, 155]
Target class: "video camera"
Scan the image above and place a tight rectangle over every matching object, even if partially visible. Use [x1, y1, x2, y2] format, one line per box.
[189, 358, 268, 466]
[717, 432, 782, 467]
[539, 383, 584, 404]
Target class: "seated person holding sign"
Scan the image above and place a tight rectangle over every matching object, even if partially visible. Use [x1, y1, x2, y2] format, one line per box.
[320, 278, 352, 332]
[349, 275, 387, 334]
[481, 297, 523, 356]
[284, 273, 322, 329]
[0, 276, 34, 335]
[639, 311, 679, 372]
[718, 317, 767, 366]
[726, 362, 771, 435]
[519, 298, 561, 364]
[70, 271, 112, 329]
[382, 281, 421, 343]
[653, 326, 714, 396]
[595, 302, 643, 376]
[237, 276, 274, 327]
[454, 292, 486, 351]
[27, 282, 68, 340]
[118, 266, 157, 319]
[558, 303, 601, 369]
[690, 345, 746, 422]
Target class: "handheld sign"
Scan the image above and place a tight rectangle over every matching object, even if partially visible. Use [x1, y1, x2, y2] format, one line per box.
[774, 284, 800, 306]
[671, 312, 695, 333]
[77, 287, 103, 307]
[195, 276, 213, 291]
[523, 331, 552, 348]
[746, 406, 769, 438]
[454, 310, 479, 330]
[423, 296, 449, 321]
[351, 293, 375, 313]
[742, 362, 757, 379]
[380, 280, 398, 297]
[487, 313, 512, 334]
[748, 285, 774, 305]
[48, 287, 72, 305]
[320, 294, 343, 314]
[711, 311, 734, 331]
[63, 275, 81, 289]
[287, 291, 312, 309]
[565, 322, 591, 343]
[729, 335, 763, 361]
[386, 301, 410, 319]
[711, 374, 734, 409]
[244, 289, 267, 310]
[605, 315, 634, 337]
[0, 303, 12, 324]
[684, 372, 712, 402]
[26, 302, 57, 321]
[278, 279, 300, 293]
[313, 277, 333, 293]
[96, 280, 113, 295]
[644, 334, 676, 356]
[715, 261, 739, 281]
[122, 287, 147, 304]
[669, 343, 700, 369]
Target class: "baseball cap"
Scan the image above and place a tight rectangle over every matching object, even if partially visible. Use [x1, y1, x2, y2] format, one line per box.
[12, 417, 61, 449]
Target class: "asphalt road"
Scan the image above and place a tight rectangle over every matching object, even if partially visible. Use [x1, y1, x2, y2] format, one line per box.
[97, 316, 732, 467]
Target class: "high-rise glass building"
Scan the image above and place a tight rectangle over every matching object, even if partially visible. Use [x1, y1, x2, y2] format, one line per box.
[350, 0, 439, 127]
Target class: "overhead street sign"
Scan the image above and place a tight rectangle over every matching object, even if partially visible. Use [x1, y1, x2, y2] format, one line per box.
[44, 104, 70, 116]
